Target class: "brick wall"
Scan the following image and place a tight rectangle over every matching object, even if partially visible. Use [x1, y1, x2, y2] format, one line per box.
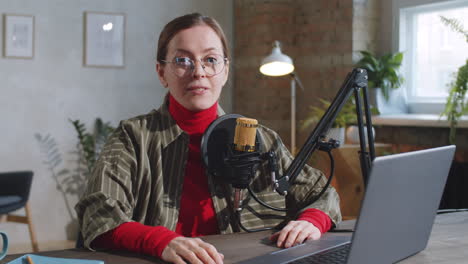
[353, 0, 380, 56]
[234, 0, 380, 150]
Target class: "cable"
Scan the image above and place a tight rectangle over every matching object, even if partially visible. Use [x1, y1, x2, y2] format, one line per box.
[236, 149, 336, 232]
[245, 149, 336, 213]
[298, 150, 335, 209]
[247, 186, 287, 212]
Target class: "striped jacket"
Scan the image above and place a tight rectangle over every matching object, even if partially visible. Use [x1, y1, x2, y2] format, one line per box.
[75, 100, 342, 249]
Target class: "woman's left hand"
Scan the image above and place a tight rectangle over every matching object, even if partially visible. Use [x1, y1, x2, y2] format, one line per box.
[269, 220, 321, 248]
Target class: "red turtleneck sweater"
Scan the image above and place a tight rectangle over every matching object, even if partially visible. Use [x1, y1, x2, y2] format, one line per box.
[92, 95, 332, 258]
[169, 95, 220, 237]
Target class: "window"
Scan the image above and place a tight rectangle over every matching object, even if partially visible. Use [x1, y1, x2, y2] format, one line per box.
[397, 0, 468, 114]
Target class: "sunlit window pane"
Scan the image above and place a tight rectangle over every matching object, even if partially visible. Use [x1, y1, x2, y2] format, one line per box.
[413, 7, 468, 98]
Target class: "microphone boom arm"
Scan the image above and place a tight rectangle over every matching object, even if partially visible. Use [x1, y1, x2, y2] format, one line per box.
[275, 68, 376, 195]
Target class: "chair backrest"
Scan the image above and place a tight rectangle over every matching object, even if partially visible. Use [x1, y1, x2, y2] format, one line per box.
[0, 170, 39, 252]
[0, 171, 33, 200]
[0, 171, 34, 214]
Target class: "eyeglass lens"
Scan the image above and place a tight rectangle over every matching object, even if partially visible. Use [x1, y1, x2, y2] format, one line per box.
[170, 54, 226, 77]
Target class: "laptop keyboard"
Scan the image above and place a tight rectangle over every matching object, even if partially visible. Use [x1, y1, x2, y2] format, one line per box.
[287, 243, 351, 264]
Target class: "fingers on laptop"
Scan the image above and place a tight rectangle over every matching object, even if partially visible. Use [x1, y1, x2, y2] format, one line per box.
[161, 237, 224, 264]
[270, 220, 322, 248]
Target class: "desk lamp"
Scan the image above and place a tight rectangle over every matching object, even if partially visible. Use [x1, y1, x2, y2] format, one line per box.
[260, 41, 304, 154]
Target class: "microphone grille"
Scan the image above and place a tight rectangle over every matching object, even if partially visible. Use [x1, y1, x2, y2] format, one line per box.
[234, 118, 258, 152]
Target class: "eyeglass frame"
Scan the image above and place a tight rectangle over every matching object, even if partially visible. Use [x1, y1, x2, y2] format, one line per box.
[159, 55, 229, 77]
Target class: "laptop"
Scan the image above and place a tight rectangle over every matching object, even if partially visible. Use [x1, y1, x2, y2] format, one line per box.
[238, 145, 456, 264]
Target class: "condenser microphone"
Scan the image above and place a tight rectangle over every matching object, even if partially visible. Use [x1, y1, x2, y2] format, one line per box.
[232, 118, 258, 210]
[233, 118, 258, 152]
[201, 114, 262, 211]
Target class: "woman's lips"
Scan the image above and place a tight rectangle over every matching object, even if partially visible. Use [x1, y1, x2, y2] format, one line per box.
[187, 86, 208, 95]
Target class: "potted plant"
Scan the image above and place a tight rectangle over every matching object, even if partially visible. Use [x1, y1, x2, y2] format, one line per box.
[438, 17, 468, 209]
[301, 98, 358, 144]
[69, 118, 115, 175]
[356, 50, 404, 113]
[35, 118, 114, 240]
[440, 16, 468, 144]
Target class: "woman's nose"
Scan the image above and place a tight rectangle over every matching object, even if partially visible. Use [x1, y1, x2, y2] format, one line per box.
[192, 60, 206, 78]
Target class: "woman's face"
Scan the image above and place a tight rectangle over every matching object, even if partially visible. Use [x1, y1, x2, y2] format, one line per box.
[157, 25, 229, 111]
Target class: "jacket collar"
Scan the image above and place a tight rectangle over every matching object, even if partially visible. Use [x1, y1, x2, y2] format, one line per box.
[156, 93, 225, 148]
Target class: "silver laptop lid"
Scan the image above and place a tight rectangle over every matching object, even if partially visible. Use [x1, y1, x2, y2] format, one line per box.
[347, 145, 455, 264]
[236, 146, 455, 264]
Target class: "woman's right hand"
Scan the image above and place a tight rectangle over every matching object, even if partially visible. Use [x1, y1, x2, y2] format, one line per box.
[161, 237, 224, 264]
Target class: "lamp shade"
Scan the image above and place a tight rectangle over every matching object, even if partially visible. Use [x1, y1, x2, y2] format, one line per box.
[259, 41, 294, 76]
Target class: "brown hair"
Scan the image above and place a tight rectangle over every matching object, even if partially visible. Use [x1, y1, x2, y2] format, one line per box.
[156, 13, 230, 62]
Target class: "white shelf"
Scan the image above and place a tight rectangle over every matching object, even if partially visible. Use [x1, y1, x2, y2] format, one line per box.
[372, 114, 468, 128]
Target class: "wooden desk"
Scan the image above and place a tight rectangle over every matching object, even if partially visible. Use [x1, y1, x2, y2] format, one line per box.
[1, 212, 467, 264]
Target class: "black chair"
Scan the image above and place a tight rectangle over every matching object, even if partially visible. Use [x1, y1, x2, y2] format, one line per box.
[0, 171, 39, 252]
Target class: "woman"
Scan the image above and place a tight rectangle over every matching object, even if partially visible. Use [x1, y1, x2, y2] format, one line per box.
[76, 13, 341, 264]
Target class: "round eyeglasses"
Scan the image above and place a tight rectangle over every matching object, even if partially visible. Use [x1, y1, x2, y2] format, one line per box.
[161, 54, 228, 77]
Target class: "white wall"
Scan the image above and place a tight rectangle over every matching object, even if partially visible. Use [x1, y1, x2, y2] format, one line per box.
[0, 0, 233, 250]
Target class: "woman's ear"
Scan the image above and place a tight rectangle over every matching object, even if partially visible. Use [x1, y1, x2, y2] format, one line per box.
[156, 63, 168, 88]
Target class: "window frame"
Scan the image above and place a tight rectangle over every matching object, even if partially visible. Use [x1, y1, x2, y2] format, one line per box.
[392, 0, 468, 114]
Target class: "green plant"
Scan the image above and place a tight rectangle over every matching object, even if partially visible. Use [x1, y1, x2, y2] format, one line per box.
[34, 118, 114, 240]
[35, 133, 74, 219]
[440, 16, 468, 42]
[440, 17, 468, 144]
[69, 118, 115, 175]
[356, 50, 404, 101]
[301, 98, 358, 130]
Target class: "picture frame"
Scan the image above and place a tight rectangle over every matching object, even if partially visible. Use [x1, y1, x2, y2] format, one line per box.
[84, 11, 125, 68]
[3, 14, 35, 59]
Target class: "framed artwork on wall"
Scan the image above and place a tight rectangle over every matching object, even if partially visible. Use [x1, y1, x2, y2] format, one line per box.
[3, 14, 35, 59]
[84, 11, 125, 68]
